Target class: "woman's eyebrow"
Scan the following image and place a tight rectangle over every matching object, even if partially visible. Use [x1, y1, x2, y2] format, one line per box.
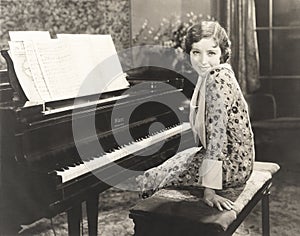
[211, 43, 219, 48]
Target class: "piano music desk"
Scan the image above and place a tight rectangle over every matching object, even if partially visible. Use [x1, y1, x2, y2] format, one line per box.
[129, 161, 280, 236]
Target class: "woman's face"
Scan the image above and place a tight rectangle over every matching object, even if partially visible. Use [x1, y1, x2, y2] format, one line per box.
[190, 37, 222, 76]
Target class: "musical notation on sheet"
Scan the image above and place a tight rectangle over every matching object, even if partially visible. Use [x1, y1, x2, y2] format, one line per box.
[7, 31, 130, 103]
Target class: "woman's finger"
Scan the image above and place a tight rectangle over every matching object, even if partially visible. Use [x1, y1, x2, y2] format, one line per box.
[204, 199, 214, 207]
[224, 200, 234, 207]
[215, 201, 223, 211]
[226, 199, 234, 205]
[219, 196, 234, 205]
[222, 201, 232, 210]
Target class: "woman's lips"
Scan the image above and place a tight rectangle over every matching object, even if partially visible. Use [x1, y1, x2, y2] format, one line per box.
[199, 66, 210, 71]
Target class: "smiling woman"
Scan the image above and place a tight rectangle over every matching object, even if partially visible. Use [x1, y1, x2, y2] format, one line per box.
[136, 21, 255, 212]
[189, 38, 222, 76]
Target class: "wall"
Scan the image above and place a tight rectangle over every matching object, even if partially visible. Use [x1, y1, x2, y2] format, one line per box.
[0, 0, 131, 70]
[131, 0, 219, 38]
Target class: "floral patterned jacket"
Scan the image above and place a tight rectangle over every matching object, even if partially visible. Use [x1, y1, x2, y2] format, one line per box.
[198, 64, 255, 189]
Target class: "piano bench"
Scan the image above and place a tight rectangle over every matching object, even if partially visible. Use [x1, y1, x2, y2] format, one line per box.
[129, 162, 280, 236]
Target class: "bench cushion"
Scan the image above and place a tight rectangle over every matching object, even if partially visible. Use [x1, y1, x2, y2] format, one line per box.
[130, 162, 280, 233]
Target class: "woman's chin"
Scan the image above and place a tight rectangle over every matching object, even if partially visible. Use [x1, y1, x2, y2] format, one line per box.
[197, 70, 208, 77]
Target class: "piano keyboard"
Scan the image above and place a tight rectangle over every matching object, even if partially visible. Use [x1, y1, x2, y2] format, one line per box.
[56, 122, 191, 183]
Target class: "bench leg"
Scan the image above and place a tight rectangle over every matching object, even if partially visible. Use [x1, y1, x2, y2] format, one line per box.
[262, 189, 270, 236]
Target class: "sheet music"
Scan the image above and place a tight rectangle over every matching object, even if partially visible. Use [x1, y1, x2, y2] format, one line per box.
[57, 34, 129, 93]
[33, 39, 81, 100]
[8, 41, 42, 101]
[9, 31, 51, 41]
[23, 41, 52, 101]
[7, 31, 129, 102]
[56, 34, 100, 95]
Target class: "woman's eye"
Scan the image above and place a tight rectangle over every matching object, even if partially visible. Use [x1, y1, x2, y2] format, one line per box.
[192, 51, 200, 55]
[208, 51, 216, 56]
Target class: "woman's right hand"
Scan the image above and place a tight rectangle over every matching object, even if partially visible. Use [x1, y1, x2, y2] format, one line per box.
[203, 187, 234, 211]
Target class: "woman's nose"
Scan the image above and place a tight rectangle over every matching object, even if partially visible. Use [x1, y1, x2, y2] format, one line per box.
[198, 54, 207, 65]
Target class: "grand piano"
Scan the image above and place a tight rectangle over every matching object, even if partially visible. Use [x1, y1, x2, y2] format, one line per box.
[0, 50, 195, 235]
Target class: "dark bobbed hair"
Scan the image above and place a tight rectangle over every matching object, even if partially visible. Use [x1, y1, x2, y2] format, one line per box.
[183, 21, 231, 63]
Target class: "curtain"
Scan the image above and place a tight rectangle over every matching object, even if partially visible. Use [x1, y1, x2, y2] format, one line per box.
[224, 0, 260, 94]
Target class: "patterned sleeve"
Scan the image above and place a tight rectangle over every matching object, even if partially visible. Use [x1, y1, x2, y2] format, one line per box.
[205, 69, 229, 162]
[200, 69, 230, 189]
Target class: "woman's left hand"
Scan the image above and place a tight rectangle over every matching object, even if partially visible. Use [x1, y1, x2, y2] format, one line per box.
[203, 188, 234, 211]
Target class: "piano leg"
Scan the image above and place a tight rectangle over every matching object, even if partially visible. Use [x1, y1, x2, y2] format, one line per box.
[86, 195, 99, 236]
[67, 204, 82, 236]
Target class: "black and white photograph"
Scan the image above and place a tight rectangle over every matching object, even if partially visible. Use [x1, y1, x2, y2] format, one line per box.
[0, 0, 299, 235]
